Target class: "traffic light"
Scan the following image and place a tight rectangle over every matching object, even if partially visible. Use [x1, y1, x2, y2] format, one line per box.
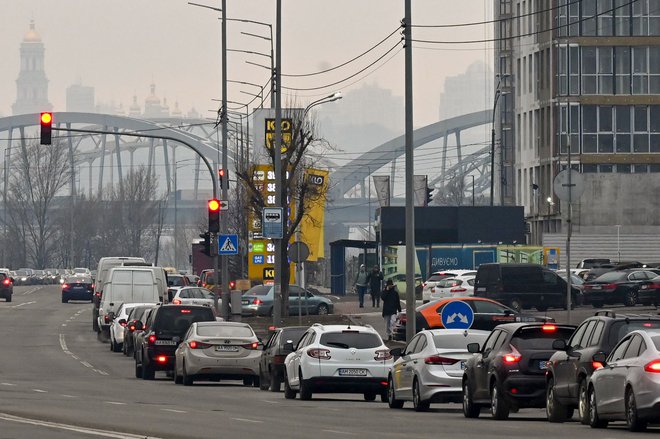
[199, 232, 211, 256]
[425, 185, 434, 206]
[208, 199, 221, 233]
[218, 168, 228, 188]
[40, 112, 52, 145]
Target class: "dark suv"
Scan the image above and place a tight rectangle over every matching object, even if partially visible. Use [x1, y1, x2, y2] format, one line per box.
[462, 323, 575, 420]
[544, 310, 660, 424]
[258, 326, 307, 392]
[134, 305, 215, 380]
[0, 272, 13, 302]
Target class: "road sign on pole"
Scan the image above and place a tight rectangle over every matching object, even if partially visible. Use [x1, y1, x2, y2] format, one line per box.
[440, 301, 474, 329]
[263, 207, 284, 239]
[218, 234, 239, 255]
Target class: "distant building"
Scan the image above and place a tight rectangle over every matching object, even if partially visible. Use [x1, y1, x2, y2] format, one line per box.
[439, 61, 493, 120]
[12, 21, 53, 115]
[66, 83, 95, 113]
[143, 83, 169, 118]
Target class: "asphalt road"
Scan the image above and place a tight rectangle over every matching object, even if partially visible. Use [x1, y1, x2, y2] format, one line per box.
[0, 285, 657, 438]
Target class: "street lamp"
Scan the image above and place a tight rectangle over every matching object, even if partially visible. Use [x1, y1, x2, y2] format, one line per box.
[490, 76, 503, 207]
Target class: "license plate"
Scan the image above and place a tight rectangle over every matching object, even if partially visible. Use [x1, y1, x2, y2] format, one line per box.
[154, 340, 176, 345]
[591, 285, 601, 290]
[539, 361, 550, 370]
[241, 300, 249, 305]
[461, 361, 466, 370]
[338, 368, 367, 376]
[215, 345, 239, 352]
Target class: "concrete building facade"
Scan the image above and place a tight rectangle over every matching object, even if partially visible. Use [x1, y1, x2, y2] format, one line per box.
[495, 0, 660, 262]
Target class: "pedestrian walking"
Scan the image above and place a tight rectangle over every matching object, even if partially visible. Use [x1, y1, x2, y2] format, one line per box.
[381, 279, 402, 341]
[354, 264, 368, 308]
[367, 265, 383, 308]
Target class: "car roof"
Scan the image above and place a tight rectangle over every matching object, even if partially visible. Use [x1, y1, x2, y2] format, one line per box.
[589, 310, 660, 320]
[196, 321, 250, 328]
[423, 328, 491, 336]
[417, 297, 503, 311]
[489, 322, 575, 332]
[311, 324, 378, 333]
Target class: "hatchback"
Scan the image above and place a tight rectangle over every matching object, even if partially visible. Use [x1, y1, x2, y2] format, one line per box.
[428, 276, 476, 301]
[259, 326, 307, 392]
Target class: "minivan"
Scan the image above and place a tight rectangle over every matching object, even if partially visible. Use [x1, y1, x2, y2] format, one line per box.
[98, 268, 160, 335]
[474, 263, 579, 312]
[93, 257, 146, 332]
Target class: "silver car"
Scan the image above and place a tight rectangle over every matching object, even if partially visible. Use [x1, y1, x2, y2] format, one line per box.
[388, 329, 490, 411]
[173, 321, 262, 386]
[588, 329, 660, 431]
[171, 286, 215, 309]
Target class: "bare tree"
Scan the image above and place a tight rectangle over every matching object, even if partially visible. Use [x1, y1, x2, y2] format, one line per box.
[433, 171, 467, 206]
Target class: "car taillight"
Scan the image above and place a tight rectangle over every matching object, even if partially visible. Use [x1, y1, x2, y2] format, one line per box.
[148, 334, 157, 344]
[450, 287, 467, 293]
[422, 282, 427, 287]
[253, 299, 262, 305]
[375, 349, 393, 361]
[542, 324, 557, 332]
[91, 284, 95, 289]
[307, 348, 331, 359]
[603, 283, 617, 289]
[104, 315, 110, 323]
[120, 322, 127, 327]
[592, 361, 604, 370]
[129, 325, 136, 331]
[503, 346, 522, 364]
[172, 299, 181, 305]
[644, 360, 660, 373]
[189, 341, 212, 349]
[62, 284, 69, 289]
[425, 355, 459, 365]
[156, 355, 167, 363]
[2, 279, 10, 286]
[242, 342, 260, 350]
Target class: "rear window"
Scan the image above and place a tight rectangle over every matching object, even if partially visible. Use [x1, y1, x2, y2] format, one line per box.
[169, 276, 186, 287]
[246, 285, 271, 296]
[653, 336, 660, 351]
[280, 328, 307, 346]
[609, 321, 660, 348]
[428, 274, 453, 282]
[65, 276, 92, 284]
[154, 307, 214, 335]
[197, 324, 254, 338]
[319, 331, 382, 349]
[432, 333, 488, 349]
[511, 327, 575, 350]
[594, 272, 625, 283]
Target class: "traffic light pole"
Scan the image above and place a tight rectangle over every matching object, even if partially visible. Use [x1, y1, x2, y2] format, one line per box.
[219, 0, 230, 321]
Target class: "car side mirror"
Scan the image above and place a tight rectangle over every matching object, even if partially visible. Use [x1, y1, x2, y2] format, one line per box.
[390, 347, 402, 358]
[467, 343, 481, 354]
[118, 319, 127, 325]
[552, 339, 567, 351]
[592, 352, 607, 366]
[283, 342, 295, 351]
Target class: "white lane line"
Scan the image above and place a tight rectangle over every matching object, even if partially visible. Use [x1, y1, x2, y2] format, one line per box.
[61, 324, 67, 327]
[22, 288, 38, 296]
[0, 412, 163, 438]
[60, 394, 77, 398]
[161, 409, 187, 414]
[59, 334, 108, 376]
[322, 430, 356, 436]
[231, 418, 263, 424]
[59, 334, 69, 353]
[32, 389, 47, 393]
[104, 401, 126, 405]
[262, 400, 280, 404]
[80, 361, 93, 368]
[94, 369, 109, 376]
[0, 383, 16, 386]
[11, 301, 36, 308]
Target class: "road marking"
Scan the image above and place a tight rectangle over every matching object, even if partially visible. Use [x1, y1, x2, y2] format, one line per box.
[0, 412, 163, 438]
[231, 417, 263, 424]
[22, 287, 39, 296]
[81, 361, 93, 368]
[262, 399, 280, 404]
[161, 409, 187, 414]
[59, 334, 108, 376]
[322, 430, 356, 436]
[60, 394, 77, 398]
[61, 324, 67, 327]
[104, 401, 126, 405]
[0, 383, 16, 386]
[32, 389, 47, 393]
[94, 369, 109, 376]
[11, 301, 36, 308]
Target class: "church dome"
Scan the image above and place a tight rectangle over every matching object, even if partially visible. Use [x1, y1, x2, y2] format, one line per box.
[145, 83, 161, 104]
[24, 20, 41, 42]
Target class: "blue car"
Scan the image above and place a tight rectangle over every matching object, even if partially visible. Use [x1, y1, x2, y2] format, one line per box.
[241, 285, 333, 317]
[61, 276, 94, 303]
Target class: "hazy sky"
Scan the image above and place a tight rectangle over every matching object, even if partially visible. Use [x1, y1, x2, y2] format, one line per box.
[1, 0, 493, 127]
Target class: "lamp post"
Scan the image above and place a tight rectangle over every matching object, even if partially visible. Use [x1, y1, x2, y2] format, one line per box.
[615, 225, 621, 263]
[229, 79, 265, 108]
[468, 175, 475, 206]
[490, 77, 502, 207]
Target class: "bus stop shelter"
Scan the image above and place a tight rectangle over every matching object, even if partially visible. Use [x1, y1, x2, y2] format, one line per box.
[330, 239, 378, 295]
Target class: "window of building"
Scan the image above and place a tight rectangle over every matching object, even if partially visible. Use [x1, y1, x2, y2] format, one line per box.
[650, 0, 660, 35]
[582, 47, 597, 94]
[618, 164, 632, 173]
[615, 0, 632, 35]
[633, 47, 649, 94]
[598, 0, 615, 36]
[615, 46, 632, 94]
[582, 0, 598, 36]
[583, 164, 598, 173]
[600, 164, 614, 172]
[633, 0, 650, 36]
[634, 164, 649, 173]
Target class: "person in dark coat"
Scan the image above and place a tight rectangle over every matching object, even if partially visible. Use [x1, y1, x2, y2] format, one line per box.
[367, 265, 383, 308]
[381, 279, 402, 341]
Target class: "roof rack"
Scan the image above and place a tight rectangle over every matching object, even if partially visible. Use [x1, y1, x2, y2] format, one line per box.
[594, 310, 616, 318]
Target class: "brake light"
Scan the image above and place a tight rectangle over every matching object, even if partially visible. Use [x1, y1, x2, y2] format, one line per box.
[120, 321, 127, 327]
[450, 287, 467, 293]
[425, 355, 459, 365]
[62, 284, 68, 289]
[2, 279, 10, 286]
[148, 334, 157, 344]
[180, 309, 191, 313]
[375, 349, 393, 361]
[644, 360, 660, 373]
[242, 342, 260, 350]
[542, 324, 557, 332]
[189, 341, 211, 349]
[503, 346, 522, 364]
[91, 284, 95, 289]
[172, 299, 181, 305]
[129, 325, 136, 331]
[592, 361, 604, 370]
[104, 315, 110, 323]
[643, 323, 656, 328]
[253, 299, 262, 305]
[307, 348, 331, 359]
[229, 281, 236, 289]
[156, 355, 167, 363]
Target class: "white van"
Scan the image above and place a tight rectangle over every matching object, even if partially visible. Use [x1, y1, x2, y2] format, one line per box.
[93, 257, 146, 332]
[98, 268, 160, 333]
[119, 263, 169, 305]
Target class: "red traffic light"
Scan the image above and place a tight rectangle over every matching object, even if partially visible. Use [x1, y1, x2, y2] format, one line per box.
[208, 199, 221, 212]
[40, 112, 53, 124]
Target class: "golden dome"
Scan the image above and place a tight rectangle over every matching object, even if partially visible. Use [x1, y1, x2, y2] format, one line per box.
[24, 20, 41, 43]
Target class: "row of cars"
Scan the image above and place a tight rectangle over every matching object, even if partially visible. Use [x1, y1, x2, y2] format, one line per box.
[12, 267, 90, 286]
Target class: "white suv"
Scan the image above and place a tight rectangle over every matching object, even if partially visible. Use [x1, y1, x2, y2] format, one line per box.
[283, 324, 393, 401]
[422, 270, 477, 303]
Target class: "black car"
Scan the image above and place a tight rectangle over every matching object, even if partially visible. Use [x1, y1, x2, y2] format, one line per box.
[0, 272, 13, 302]
[61, 276, 94, 303]
[462, 323, 575, 420]
[122, 305, 156, 357]
[582, 269, 658, 307]
[134, 305, 215, 380]
[545, 310, 660, 424]
[258, 326, 307, 392]
[636, 274, 660, 306]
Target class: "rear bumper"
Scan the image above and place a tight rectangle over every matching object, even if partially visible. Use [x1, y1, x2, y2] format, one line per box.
[185, 351, 261, 376]
[303, 377, 388, 394]
[502, 375, 546, 407]
[582, 290, 617, 303]
[146, 351, 175, 371]
[63, 290, 93, 300]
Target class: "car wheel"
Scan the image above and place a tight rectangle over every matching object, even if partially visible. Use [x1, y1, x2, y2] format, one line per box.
[283, 371, 296, 399]
[299, 370, 312, 400]
[134, 361, 142, 379]
[490, 381, 510, 420]
[509, 298, 522, 313]
[462, 379, 480, 418]
[588, 386, 608, 429]
[380, 392, 388, 403]
[173, 363, 183, 385]
[387, 375, 404, 409]
[112, 339, 122, 353]
[182, 361, 193, 386]
[578, 379, 589, 424]
[259, 366, 269, 391]
[269, 367, 281, 392]
[243, 377, 253, 386]
[316, 303, 329, 315]
[364, 392, 376, 402]
[626, 387, 647, 432]
[624, 290, 638, 307]
[412, 378, 430, 412]
[6, 295, 11, 303]
[122, 341, 127, 356]
[252, 376, 260, 388]
[546, 378, 568, 422]
[141, 360, 155, 380]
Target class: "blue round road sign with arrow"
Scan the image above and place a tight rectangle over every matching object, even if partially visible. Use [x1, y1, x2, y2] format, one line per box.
[440, 300, 474, 329]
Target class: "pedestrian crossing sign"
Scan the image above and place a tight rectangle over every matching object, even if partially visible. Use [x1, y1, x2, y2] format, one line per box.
[218, 234, 239, 255]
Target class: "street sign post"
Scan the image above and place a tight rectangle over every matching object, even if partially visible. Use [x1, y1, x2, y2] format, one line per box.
[288, 241, 310, 263]
[263, 207, 284, 239]
[218, 234, 239, 255]
[553, 169, 584, 202]
[440, 301, 474, 329]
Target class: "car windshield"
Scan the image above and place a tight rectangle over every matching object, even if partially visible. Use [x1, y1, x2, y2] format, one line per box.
[168, 276, 186, 287]
[432, 333, 488, 349]
[65, 276, 92, 284]
[593, 272, 625, 282]
[154, 307, 214, 335]
[197, 324, 254, 337]
[427, 274, 452, 282]
[609, 321, 660, 347]
[245, 285, 271, 296]
[74, 268, 88, 274]
[511, 327, 575, 350]
[319, 331, 382, 349]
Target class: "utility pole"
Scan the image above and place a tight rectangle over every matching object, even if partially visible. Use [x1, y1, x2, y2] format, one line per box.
[566, 116, 572, 325]
[404, 0, 416, 342]
[273, 0, 283, 327]
[218, 0, 230, 320]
